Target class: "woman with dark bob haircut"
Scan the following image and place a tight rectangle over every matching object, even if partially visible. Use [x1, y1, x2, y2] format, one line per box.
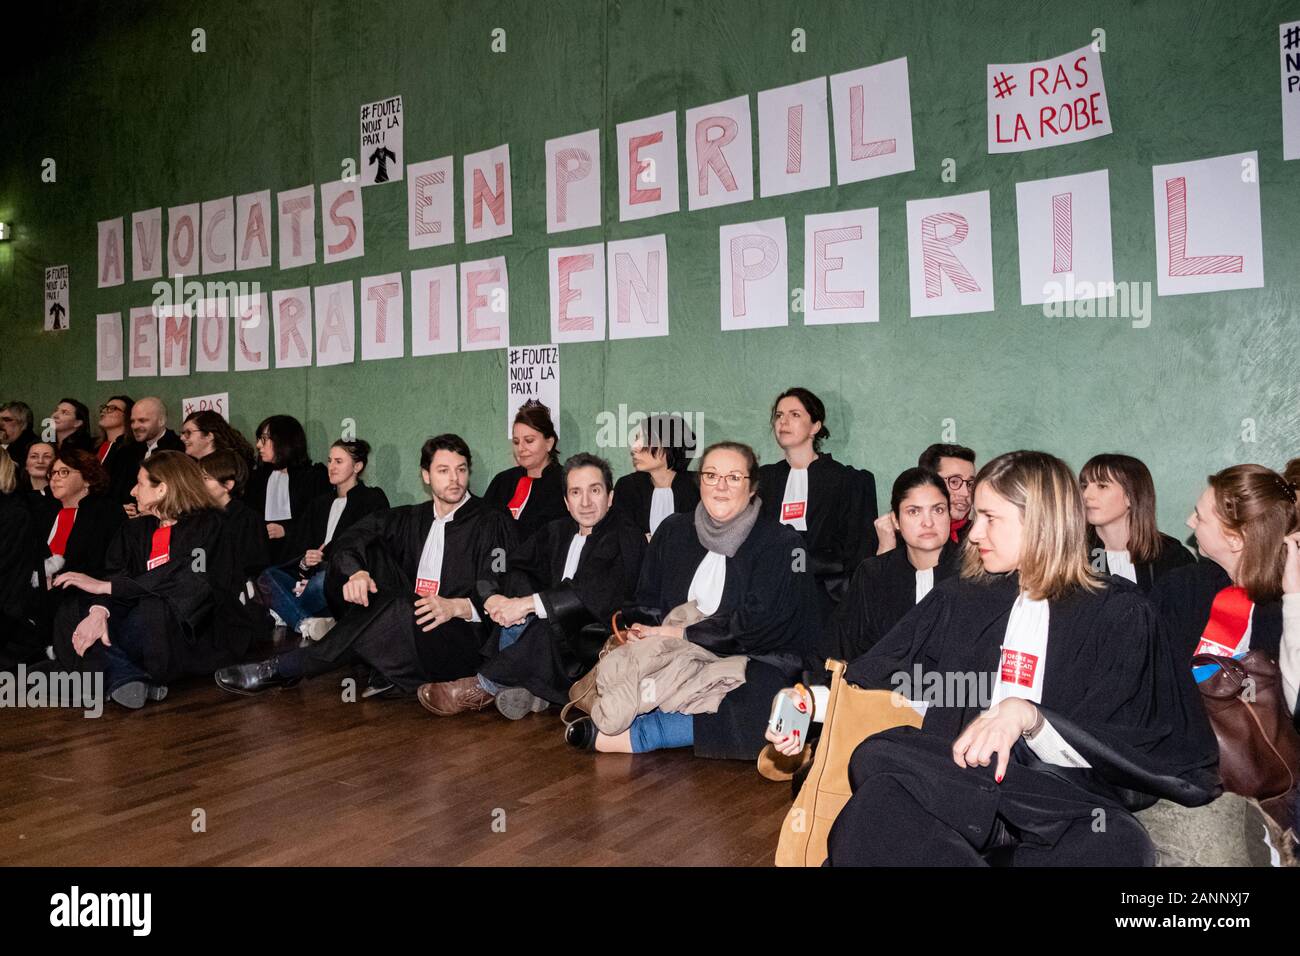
[245, 415, 329, 565]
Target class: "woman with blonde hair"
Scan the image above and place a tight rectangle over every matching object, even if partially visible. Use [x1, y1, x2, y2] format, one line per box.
[811, 450, 1217, 866]
[51, 451, 249, 708]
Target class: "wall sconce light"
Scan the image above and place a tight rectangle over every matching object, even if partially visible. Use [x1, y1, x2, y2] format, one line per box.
[0, 223, 11, 241]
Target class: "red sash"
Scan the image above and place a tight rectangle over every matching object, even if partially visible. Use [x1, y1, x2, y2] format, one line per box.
[97, 441, 112, 464]
[48, 507, 77, 557]
[507, 475, 534, 520]
[949, 517, 969, 543]
[147, 524, 173, 571]
[1193, 585, 1253, 657]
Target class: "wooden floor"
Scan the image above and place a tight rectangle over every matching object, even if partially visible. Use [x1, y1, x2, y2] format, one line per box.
[0, 666, 791, 866]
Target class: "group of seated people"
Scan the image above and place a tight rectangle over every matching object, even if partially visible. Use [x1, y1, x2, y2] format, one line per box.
[1, 385, 1297, 867]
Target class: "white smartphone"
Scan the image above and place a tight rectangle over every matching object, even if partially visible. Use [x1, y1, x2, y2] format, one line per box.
[767, 687, 811, 750]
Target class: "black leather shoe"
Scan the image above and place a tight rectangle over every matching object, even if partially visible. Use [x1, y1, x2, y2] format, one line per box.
[564, 716, 598, 752]
[214, 659, 300, 696]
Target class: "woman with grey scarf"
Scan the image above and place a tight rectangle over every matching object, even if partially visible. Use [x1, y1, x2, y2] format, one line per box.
[565, 441, 822, 758]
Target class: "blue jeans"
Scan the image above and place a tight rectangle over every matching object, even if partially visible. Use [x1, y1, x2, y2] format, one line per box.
[629, 711, 694, 752]
[477, 618, 530, 695]
[257, 565, 327, 632]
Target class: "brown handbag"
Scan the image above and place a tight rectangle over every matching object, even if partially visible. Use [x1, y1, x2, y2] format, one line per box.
[1193, 651, 1300, 834]
[772, 658, 924, 867]
[560, 613, 631, 726]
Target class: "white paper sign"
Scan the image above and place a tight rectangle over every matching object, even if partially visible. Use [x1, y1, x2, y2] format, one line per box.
[549, 243, 606, 343]
[272, 288, 313, 368]
[685, 95, 754, 210]
[464, 144, 513, 244]
[460, 257, 509, 352]
[360, 94, 403, 185]
[128, 306, 159, 377]
[159, 304, 193, 377]
[201, 196, 235, 274]
[96, 313, 124, 381]
[277, 185, 317, 269]
[546, 129, 601, 233]
[606, 234, 669, 340]
[97, 218, 125, 288]
[132, 208, 163, 281]
[235, 191, 273, 271]
[407, 156, 455, 250]
[233, 292, 270, 372]
[360, 273, 404, 361]
[758, 77, 831, 198]
[830, 57, 915, 184]
[44, 265, 70, 331]
[194, 298, 230, 373]
[181, 392, 230, 420]
[167, 203, 200, 277]
[803, 208, 879, 325]
[411, 265, 459, 356]
[314, 281, 355, 367]
[1015, 169, 1114, 306]
[720, 218, 788, 331]
[906, 191, 995, 317]
[320, 181, 365, 264]
[1282, 22, 1300, 160]
[507, 345, 560, 439]
[988, 43, 1111, 153]
[1152, 151, 1264, 297]
[617, 111, 680, 222]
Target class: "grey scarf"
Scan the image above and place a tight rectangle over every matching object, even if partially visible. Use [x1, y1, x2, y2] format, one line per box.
[693, 495, 762, 558]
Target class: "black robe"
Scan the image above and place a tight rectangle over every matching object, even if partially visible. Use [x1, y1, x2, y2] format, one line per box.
[29, 492, 127, 649]
[0, 491, 38, 667]
[53, 509, 253, 682]
[483, 461, 567, 545]
[4, 428, 39, 479]
[1091, 531, 1196, 594]
[221, 499, 272, 581]
[100, 433, 137, 505]
[826, 573, 1221, 866]
[245, 461, 331, 565]
[756, 454, 878, 607]
[285, 482, 390, 573]
[627, 511, 821, 760]
[58, 429, 97, 455]
[822, 540, 961, 663]
[611, 469, 699, 538]
[479, 510, 647, 703]
[302, 495, 517, 693]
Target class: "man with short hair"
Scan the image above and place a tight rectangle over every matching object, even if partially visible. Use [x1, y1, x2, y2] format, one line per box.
[419, 452, 648, 719]
[120, 397, 184, 512]
[876, 443, 978, 553]
[0, 401, 38, 469]
[215, 434, 515, 699]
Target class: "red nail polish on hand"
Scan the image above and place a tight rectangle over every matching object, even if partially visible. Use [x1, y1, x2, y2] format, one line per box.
[995, 774, 1003, 784]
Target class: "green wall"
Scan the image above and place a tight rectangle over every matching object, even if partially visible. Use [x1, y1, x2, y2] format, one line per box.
[2, 0, 1297, 535]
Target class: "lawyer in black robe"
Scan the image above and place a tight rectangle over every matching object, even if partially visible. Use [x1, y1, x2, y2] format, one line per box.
[611, 469, 699, 538]
[52, 508, 253, 691]
[245, 461, 331, 565]
[483, 460, 567, 545]
[275, 495, 517, 693]
[0, 486, 38, 667]
[479, 510, 647, 703]
[757, 454, 878, 607]
[626, 510, 821, 760]
[822, 540, 961, 663]
[1092, 531, 1196, 594]
[826, 573, 1221, 866]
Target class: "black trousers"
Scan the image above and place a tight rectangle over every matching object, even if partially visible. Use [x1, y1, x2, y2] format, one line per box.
[287, 592, 483, 693]
[826, 725, 1155, 867]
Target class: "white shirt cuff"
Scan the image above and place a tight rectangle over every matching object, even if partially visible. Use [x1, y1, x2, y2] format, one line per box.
[1026, 716, 1092, 768]
[467, 601, 481, 624]
[533, 594, 547, 619]
[810, 684, 830, 723]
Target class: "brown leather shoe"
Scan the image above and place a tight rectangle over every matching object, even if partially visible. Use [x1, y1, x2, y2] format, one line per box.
[417, 676, 495, 716]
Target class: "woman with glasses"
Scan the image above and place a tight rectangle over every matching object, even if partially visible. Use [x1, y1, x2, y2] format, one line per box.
[52, 452, 250, 709]
[51, 398, 96, 454]
[180, 409, 257, 475]
[245, 415, 330, 566]
[758, 387, 876, 609]
[1080, 453, 1194, 593]
[96, 396, 137, 504]
[484, 400, 568, 545]
[565, 441, 820, 759]
[27, 448, 126, 647]
[771, 451, 1217, 866]
[612, 414, 700, 539]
